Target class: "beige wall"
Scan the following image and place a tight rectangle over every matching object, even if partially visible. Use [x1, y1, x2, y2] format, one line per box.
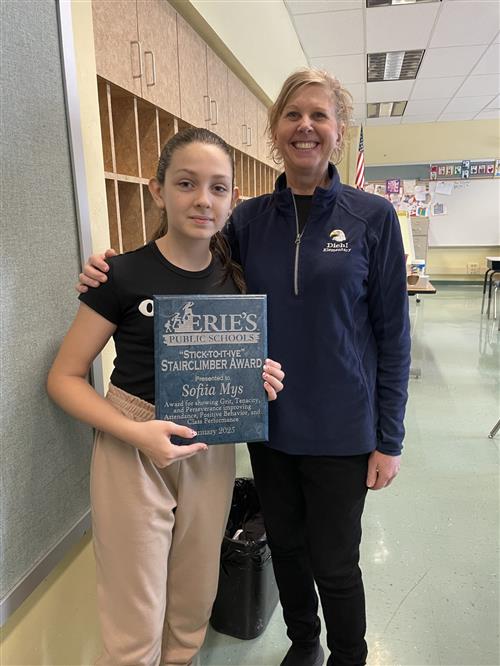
[365, 119, 499, 165]
[365, 119, 500, 279]
[1, 536, 100, 666]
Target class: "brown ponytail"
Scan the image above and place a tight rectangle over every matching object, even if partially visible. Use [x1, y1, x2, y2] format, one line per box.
[149, 127, 246, 293]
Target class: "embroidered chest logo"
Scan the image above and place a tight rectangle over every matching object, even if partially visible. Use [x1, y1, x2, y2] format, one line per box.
[323, 229, 351, 253]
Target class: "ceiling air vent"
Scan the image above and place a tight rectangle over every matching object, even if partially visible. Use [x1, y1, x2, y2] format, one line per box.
[367, 50, 424, 81]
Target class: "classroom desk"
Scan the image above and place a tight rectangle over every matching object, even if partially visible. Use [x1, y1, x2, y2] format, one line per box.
[407, 279, 437, 297]
[408, 279, 436, 378]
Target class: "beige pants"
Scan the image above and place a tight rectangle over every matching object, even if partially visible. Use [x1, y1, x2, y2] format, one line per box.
[91, 385, 235, 666]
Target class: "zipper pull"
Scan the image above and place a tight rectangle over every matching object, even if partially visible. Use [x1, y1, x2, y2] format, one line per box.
[295, 234, 301, 245]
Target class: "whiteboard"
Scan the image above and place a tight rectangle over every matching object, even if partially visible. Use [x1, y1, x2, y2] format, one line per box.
[428, 178, 500, 247]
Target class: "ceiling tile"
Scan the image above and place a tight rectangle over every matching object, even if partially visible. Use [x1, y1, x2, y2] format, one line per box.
[286, 0, 362, 14]
[293, 10, 363, 57]
[418, 46, 486, 78]
[405, 98, 449, 115]
[401, 114, 440, 124]
[345, 82, 365, 103]
[486, 94, 500, 109]
[411, 76, 464, 100]
[366, 117, 402, 126]
[366, 3, 440, 52]
[367, 80, 414, 103]
[310, 54, 365, 83]
[472, 42, 500, 76]
[439, 111, 476, 122]
[456, 74, 500, 98]
[445, 95, 497, 113]
[352, 102, 366, 122]
[475, 108, 500, 119]
[430, 0, 499, 48]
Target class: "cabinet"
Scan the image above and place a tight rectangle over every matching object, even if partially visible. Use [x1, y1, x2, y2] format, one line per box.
[227, 70, 247, 152]
[207, 46, 229, 142]
[227, 74, 259, 159]
[93, 0, 179, 116]
[177, 15, 209, 127]
[136, 0, 180, 115]
[92, 0, 142, 97]
[257, 102, 270, 165]
[244, 89, 259, 159]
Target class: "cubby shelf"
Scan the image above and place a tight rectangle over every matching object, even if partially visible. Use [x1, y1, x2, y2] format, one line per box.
[98, 77, 279, 253]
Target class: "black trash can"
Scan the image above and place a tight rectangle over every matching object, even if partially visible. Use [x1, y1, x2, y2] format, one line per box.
[210, 478, 280, 640]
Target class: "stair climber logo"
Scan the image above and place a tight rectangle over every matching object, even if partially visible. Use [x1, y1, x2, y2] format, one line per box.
[323, 228, 351, 253]
[162, 301, 260, 346]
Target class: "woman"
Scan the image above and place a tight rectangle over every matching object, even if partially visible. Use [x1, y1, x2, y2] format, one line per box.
[49, 127, 284, 666]
[79, 69, 410, 666]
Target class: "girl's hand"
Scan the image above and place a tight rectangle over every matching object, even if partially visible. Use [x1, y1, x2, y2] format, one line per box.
[76, 248, 117, 293]
[128, 419, 208, 468]
[262, 358, 284, 401]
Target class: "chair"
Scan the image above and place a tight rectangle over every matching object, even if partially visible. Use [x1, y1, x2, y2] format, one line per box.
[481, 257, 500, 315]
[488, 420, 500, 439]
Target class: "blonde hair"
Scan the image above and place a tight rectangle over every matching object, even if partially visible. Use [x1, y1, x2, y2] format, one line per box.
[267, 68, 353, 165]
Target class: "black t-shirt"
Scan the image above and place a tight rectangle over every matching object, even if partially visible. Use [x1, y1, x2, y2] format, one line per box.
[293, 194, 313, 233]
[79, 241, 240, 403]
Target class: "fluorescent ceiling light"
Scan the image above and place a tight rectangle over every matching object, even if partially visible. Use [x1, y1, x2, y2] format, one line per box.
[384, 51, 405, 80]
[366, 0, 440, 7]
[366, 101, 408, 117]
[367, 50, 424, 81]
[379, 102, 393, 117]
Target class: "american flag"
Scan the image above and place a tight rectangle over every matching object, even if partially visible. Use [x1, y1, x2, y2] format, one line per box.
[355, 126, 365, 190]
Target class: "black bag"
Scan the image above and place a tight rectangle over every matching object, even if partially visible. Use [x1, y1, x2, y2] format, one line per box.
[210, 478, 280, 640]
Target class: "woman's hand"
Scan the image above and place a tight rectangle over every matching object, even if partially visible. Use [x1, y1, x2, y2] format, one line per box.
[262, 358, 284, 401]
[128, 419, 208, 468]
[76, 248, 117, 293]
[366, 450, 401, 490]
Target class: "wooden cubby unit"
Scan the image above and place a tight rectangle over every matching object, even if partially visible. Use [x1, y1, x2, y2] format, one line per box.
[97, 78, 279, 255]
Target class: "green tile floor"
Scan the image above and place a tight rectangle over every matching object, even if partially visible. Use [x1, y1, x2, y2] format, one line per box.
[201, 285, 499, 666]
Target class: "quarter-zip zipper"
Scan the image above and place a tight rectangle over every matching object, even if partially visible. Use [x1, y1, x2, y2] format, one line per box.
[292, 193, 307, 296]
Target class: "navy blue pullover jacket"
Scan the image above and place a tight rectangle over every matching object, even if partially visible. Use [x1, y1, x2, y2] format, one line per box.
[225, 164, 411, 457]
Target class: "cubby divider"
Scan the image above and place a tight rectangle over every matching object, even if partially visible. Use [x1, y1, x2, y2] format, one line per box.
[143, 184, 161, 242]
[105, 178, 121, 252]
[137, 99, 160, 180]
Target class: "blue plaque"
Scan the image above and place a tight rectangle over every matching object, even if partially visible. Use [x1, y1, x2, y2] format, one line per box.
[154, 295, 268, 444]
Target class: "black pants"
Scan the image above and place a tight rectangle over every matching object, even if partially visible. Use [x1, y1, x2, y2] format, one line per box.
[248, 444, 369, 666]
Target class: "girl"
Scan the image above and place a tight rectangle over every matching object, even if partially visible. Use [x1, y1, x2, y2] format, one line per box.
[47, 127, 284, 666]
